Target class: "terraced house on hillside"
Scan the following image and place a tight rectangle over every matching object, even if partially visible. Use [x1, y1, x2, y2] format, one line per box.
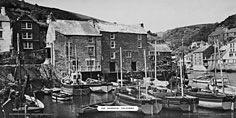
[46, 20, 102, 80]
[95, 22, 148, 81]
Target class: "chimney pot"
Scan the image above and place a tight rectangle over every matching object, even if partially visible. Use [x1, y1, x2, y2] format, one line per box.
[1, 7, 6, 16]
[140, 23, 144, 28]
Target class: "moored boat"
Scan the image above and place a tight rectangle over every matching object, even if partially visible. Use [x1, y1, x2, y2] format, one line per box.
[115, 87, 163, 115]
[148, 88, 199, 112]
[61, 72, 90, 95]
[186, 89, 235, 110]
[86, 79, 113, 93]
[52, 92, 73, 101]
[12, 94, 45, 113]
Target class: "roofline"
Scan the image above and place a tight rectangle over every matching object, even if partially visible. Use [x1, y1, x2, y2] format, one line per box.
[99, 30, 147, 34]
[64, 34, 102, 36]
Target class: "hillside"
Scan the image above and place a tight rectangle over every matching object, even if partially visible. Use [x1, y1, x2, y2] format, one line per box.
[0, 0, 105, 22]
[161, 23, 218, 50]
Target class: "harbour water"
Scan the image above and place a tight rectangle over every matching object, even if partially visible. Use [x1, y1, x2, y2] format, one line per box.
[40, 71, 236, 118]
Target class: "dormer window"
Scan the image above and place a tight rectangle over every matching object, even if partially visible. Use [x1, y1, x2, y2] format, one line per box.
[110, 33, 115, 39]
[21, 22, 32, 29]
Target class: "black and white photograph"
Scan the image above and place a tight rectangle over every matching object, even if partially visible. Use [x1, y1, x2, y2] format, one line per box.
[0, 0, 236, 118]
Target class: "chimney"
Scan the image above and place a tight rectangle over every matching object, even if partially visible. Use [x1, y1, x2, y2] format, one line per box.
[1, 7, 6, 16]
[140, 23, 144, 28]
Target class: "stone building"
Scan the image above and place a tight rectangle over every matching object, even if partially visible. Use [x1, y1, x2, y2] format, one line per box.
[46, 20, 102, 80]
[95, 22, 147, 81]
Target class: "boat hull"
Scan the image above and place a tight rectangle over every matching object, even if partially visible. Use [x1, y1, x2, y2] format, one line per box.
[52, 92, 73, 101]
[116, 93, 162, 115]
[89, 84, 113, 93]
[186, 91, 234, 110]
[162, 96, 199, 112]
[12, 95, 45, 113]
[61, 84, 90, 96]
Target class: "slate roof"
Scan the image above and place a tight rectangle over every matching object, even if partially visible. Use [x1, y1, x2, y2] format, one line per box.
[51, 20, 101, 36]
[0, 14, 10, 21]
[193, 45, 211, 53]
[148, 43, 172, 52]
[96, 22, 146, 34]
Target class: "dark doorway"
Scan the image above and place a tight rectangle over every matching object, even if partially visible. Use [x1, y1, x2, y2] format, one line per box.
[110, 62, 115, 72]
[131, 62, 136, 71]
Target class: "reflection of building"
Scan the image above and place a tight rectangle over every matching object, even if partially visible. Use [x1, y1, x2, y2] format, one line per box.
[192, 45, 214, 71]
[0, 7, 11, 53]
[46, 20, 102, 80]
[95, 22, 147, 81]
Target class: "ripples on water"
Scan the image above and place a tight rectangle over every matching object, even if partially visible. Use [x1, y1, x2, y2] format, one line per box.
[40, 71, 236, 118]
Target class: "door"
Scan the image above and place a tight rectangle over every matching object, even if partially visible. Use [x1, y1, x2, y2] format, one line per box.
[131, 62, 136, 71]
[110, 62, 115, 72]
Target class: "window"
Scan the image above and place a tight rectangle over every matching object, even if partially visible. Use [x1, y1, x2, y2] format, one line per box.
[137, 41, 142, 48]
[0, 22, 2, 28]
[110, 62, 115, 72]
[126, 51, 131, 58]
[88, 37, 94, 43]
[138, 34, 142, 40]
[111, 52, 116, 59]
[23, 42, 33, 49]
[22, 33, 33, 39]
[0, 31, 2, 39]
[86, 59, 95, 66]
[149, 51, 154, 55]
[110, 41, 115, 48]
[110, 33, 115, 39]
[229, 53, 233, 57]
[21, 22, 32, 29]
[88, 46, 95, 56]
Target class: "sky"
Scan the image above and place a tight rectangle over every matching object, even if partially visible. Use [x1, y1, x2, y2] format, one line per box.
[25, 0, 236, 32]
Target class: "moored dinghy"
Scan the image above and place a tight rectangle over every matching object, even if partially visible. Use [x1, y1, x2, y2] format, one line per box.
[52, 92, 73, 101]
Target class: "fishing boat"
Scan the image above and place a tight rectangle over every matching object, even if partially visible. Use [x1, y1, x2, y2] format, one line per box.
[86, 78, 113, 93]
[78, 100, 116, 114]
[52, 92, 73, 101]
[12, 94, 44, 113]
[61, 72, 90, 95]
[115, 86, 163, 115]
[148, 39, 199, 112]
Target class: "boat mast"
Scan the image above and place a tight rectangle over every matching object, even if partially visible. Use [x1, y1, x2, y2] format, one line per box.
[144, 49, 148, 99]
[17, 33, 21, 86]
[120, 47, 123, 87]
[217, 39, 224, 93]
[154, 39, 157, 80]
[180, 38, 184, 97]
[213, 39, 217, 93]
[68, 41, 71, 76]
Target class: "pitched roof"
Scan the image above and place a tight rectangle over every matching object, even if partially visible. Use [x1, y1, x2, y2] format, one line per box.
[226, 28, 236, 33]
[96, 22, 146, 34]
[148, 43, 172, 52]
[0, 14, 10, 21]
[51, 20, 101, 36]
[193, 45, 211, 53]
[230, 38, 236, 43]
